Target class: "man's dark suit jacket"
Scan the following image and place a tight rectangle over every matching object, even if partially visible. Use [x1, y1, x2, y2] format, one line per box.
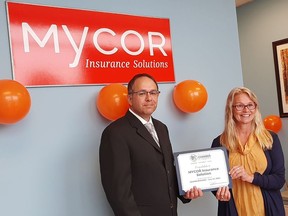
[100, 111, 187, 216]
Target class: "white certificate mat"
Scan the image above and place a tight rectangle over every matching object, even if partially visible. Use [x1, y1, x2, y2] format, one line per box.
[174, 147, 232, 195]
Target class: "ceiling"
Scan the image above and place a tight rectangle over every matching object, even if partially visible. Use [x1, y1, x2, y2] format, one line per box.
[236, 0, 253, 7]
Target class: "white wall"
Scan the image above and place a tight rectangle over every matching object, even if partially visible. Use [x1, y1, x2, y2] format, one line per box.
[237, 0, 288, 178]
[0, 0, 242, 215]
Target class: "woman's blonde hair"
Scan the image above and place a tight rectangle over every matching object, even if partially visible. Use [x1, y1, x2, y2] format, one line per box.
[220, 87, 273, 151]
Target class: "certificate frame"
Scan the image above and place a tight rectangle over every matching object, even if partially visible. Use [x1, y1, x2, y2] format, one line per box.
[173, 147, 232, 195]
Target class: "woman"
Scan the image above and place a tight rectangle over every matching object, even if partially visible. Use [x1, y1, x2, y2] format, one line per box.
[211, 87, 285, 216]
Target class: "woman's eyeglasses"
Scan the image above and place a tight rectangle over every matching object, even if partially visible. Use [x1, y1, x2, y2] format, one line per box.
[233, 103, 256, 111]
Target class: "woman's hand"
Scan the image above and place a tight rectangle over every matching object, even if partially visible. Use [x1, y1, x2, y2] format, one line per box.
[229, 165, 253, 183]
[184, 186, 203, 199]
[216, 186, 230, 201]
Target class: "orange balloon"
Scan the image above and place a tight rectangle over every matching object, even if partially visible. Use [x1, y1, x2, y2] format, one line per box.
[173, 80, 208, 113]
[96, 84, 129, 121]
[0, 79, 31, 124]
[263, 115, 282, 133]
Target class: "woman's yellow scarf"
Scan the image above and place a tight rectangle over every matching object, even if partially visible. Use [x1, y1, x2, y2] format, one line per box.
[229, 135, 267, 216]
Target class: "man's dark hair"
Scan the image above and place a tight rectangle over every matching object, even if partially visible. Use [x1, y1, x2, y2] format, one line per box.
[127, 73, 159, 93]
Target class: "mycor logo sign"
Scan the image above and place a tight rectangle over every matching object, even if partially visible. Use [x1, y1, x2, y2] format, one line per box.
[6, 2, 175, 87]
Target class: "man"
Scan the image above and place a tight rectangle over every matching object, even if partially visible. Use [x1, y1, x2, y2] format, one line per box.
[99, 73, 202, 216]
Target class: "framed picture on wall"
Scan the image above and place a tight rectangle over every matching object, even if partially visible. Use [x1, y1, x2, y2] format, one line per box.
[272, 38, 288, 117]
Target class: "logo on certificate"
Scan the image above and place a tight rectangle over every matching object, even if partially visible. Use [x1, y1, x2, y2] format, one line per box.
[190, 154, 198, 161]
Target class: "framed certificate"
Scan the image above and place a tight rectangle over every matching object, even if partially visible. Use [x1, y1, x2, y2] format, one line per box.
[174, 147, 232, 195]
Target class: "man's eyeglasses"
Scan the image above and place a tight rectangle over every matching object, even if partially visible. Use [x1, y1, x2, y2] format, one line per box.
[233, 103, 256, 111]
[129, 90, 160, 97]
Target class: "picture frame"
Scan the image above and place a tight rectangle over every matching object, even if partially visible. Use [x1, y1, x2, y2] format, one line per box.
[272, 38, 288, 117]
